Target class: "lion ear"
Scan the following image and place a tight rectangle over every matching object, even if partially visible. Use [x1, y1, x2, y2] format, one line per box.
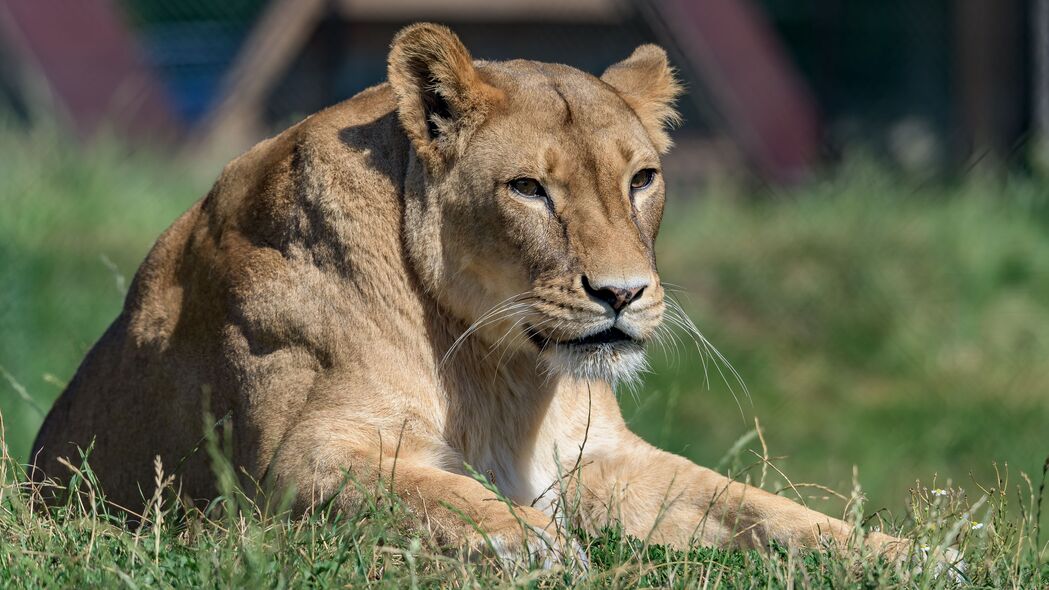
[601, 45, 683, 153]
[388, 23, 502, 165]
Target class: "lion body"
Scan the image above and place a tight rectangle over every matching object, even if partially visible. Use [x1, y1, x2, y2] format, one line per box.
[33, 25, 901, 560]
[34, 85, 407, 504]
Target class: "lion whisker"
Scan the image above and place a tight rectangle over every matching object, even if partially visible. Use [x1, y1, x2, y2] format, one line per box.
[660, 305, 711, 387]
[440, 293, 535, 368]
[487, 312, 555, 375]
[442, 304, 529, 366]
[482, 309, 537, 362]
[662, 295, 751, 422]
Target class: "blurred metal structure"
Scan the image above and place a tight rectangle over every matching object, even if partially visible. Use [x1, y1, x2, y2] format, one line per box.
[0, 0, 1039, 179]
[955, 0, 1027, 164]
[194, 0, 327, 153]
[196, 0, 817, 183]
[1035, 0, 1049, 147]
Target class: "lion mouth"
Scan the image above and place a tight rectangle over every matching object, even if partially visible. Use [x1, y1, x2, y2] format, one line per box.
[525, 323, 649, 385]
[525, 325, 637, 348]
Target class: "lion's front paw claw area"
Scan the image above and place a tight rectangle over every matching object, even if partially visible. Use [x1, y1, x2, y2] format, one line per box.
[487, 527, 588, 572]
[914, 545, 968, 585]
[464, 510, 589, 573]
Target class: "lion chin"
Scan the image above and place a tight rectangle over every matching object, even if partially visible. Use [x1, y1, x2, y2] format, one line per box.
[543, 341, 649, 389]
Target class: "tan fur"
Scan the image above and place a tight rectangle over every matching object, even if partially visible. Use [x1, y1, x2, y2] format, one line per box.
[32, 24, 903, 561]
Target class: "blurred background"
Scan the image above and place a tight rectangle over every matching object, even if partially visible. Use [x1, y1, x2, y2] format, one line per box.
[1, 0, 1047, 525]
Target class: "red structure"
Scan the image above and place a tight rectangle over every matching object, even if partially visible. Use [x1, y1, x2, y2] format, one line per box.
[0, 0, 177, 139]
[654, 0, 819, 183]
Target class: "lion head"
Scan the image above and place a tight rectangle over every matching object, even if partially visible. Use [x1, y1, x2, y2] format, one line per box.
[389, 24, 682, 386]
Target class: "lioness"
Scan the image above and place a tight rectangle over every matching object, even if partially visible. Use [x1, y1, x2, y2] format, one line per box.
[32, 24, 902, 562]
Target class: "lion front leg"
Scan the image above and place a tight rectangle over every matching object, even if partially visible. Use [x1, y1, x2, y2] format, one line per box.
[265, 425, 579, 567]
[571, 440, 905, 556]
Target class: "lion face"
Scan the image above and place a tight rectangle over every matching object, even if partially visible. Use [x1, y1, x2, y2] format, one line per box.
[390, 25, 682, 385]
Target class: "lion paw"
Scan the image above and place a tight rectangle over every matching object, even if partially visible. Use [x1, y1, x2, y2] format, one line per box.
[914, 545, 968, 584]
[466, 513, 589, 572]
[490, 526, 588, 571]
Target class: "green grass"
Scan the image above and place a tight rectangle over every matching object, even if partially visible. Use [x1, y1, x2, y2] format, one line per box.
[631, 164, 1049, 527]
[1, 124, 1048, 586]
[0, 412, 1046, 587]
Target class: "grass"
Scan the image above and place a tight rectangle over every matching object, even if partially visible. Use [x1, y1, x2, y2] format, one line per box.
[2, 407, 1047, 588]
[632, 163, 1049, 527]
[0, 412, 1046, 588]
[1, 123, 1048, 586]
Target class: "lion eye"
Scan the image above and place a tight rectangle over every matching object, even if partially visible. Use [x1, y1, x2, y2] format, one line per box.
[509, 178, 547, 198]
[630, 169, 656, 191]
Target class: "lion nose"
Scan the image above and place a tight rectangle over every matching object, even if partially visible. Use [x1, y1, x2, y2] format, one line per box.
[581, 275, 647, 313]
